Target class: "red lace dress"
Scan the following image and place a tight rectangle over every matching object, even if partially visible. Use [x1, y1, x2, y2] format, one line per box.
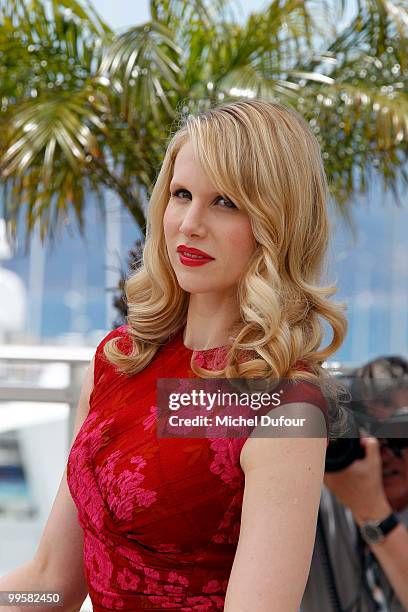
[66, 324, 328, 611]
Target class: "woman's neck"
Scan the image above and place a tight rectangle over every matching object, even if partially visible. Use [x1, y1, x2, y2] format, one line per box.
[183, 294, 241, 350]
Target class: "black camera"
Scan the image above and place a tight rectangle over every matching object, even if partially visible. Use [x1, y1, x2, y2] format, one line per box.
[325, 372, 408, 472]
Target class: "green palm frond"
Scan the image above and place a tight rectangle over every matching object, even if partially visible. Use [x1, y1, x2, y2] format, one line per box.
[1, 89, 107, 177]
[0, 0, 406, 249]
[0, 0, 110, 36]
[0, 87, 108, 245]
[98, 21, 183, 125]
[149, 0, 236, 31]
[0, 0, 112, 106]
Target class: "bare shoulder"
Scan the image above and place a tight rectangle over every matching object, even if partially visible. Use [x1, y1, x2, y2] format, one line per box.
[240, 401, 327, 473]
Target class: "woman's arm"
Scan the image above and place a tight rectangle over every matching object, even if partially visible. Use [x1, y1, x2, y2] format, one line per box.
[0, 557, 83, 612]
[224, 403, 327, 612]
[0, 358, 96, 612]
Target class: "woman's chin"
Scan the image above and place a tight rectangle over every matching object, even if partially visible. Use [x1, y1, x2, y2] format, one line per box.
[178, 284, 210, 294]
[174, 275, 215, 294]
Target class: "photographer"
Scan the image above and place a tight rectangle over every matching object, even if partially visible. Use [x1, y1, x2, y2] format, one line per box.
[301, 356, 408, 612]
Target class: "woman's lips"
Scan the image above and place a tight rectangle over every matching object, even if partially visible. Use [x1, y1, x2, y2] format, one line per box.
[178, 252, 214, 267]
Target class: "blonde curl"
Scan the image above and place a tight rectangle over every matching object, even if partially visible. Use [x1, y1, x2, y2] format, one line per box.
[104, 98, 349, 438]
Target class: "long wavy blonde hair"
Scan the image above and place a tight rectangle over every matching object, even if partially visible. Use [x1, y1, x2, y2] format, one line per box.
[104, 98, 348, 433]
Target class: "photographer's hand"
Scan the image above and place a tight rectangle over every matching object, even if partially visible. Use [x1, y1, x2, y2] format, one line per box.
[324, 435, 392, 522]
[324, 435, 408, 611]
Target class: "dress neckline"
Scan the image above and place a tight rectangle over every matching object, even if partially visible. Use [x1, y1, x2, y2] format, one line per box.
[177, 325, 229, 353]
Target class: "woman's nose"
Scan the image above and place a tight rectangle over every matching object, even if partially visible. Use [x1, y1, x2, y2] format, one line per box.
[178, 203, 207, 237]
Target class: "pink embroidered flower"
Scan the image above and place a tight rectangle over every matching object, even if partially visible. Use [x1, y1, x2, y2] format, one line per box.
[86, 413, 116, 458]
[193, 353, 206, 368]
[211, 492, 242, 545]
[211, 534, 224, 544]
[143, 405, 159, 431]
[144, 567, 160, 594]
[193, 347, 228, 371]
[185, 595, 223, 610]
[163, 584, 184, 595]
[167, 571, 189, 588]
[149, 594, 184, 608]
[117, 567, 141, 590]
[209, 439, 242, 489]
[95, 451, 157, 522]
[210, 595, 225, 609]
[67, 412, 116, 531]
[84, 531, 114, 593]
[202, 579, 222, 594]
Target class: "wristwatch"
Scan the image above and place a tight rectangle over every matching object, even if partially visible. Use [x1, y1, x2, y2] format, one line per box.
[359, 512, 400, 545]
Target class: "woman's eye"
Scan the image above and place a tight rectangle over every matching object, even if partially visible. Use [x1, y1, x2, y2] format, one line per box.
[218, 197, 237, 209]
[171, 189, 237, 209]
[173, 189, 191, 199]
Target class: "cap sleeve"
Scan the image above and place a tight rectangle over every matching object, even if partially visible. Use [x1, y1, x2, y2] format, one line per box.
[93, 324, 131, 387]
[277, 379, 329, 445]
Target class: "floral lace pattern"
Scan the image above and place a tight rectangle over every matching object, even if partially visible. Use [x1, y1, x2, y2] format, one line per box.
[94, 451, 157, 522]
[67, 325, 328, 610]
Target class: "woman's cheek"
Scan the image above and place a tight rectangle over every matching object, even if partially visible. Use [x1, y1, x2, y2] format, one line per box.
[227, 222, 256, 258]
[162, 203, 171, 231]
[163, 204, 179, 240]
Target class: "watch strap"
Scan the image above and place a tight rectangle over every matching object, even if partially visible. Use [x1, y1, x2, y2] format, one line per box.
[378, 512, 399, 536]
[359, 512, 400, 544]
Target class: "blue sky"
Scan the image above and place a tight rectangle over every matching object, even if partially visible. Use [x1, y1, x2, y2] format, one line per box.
[92, 0, 272, 29]
[91, 0, 357, 31]
[91, 0, 150, 28]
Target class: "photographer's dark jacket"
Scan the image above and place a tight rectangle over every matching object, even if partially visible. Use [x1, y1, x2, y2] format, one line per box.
[300, 486, 408, 612]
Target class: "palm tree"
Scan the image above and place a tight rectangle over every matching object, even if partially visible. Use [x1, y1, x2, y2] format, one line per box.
[0, 0, 407, 320]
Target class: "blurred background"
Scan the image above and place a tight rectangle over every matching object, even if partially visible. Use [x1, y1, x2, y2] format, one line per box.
[0, 0, 406, 608]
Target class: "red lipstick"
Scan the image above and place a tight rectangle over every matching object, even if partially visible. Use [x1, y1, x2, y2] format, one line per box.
[176, 245, 215, 267]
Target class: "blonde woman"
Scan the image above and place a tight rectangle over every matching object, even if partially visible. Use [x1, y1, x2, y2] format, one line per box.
[0, 99, 347, 611]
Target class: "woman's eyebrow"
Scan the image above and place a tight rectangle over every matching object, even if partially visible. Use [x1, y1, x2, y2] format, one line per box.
[169, 180, 186, 190]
